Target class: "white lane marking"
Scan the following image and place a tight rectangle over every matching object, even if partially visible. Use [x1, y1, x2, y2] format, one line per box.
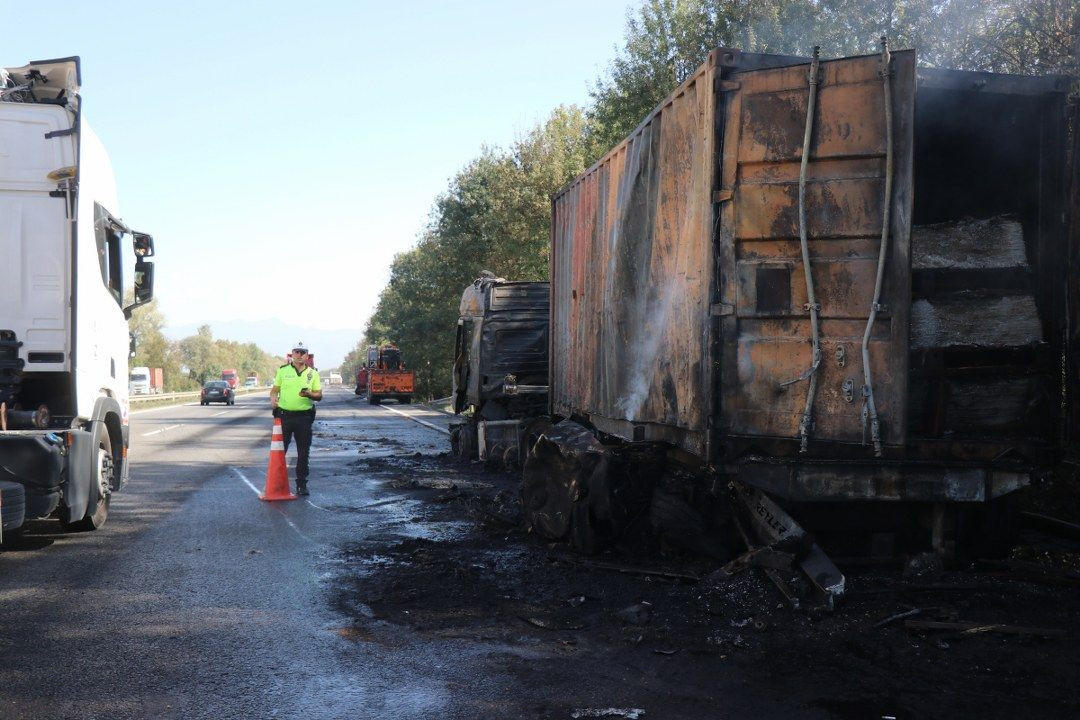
[141, 424, 182, 437]
[212, 410, 228, 417]
[378, 404, 451, 435]
[306, 499, 328, 511]
[230, 467, 314, 543]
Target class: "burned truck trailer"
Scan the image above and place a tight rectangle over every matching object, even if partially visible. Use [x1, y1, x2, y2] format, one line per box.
[534, 44, 1075, 557]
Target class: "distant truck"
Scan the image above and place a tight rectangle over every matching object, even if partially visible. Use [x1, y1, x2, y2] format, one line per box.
[328, 371, 342, 385]
[367, 344, 414, 404]
[1, 56, 156, 542]
[354, 366, 369, 395]
[243, 373, 258, 388]
[450, 276, 549, 464]
[129, 366, 154, 395]
[221, 368, 239, 389]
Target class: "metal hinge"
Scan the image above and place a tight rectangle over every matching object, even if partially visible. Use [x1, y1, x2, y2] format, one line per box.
[711, 302, 735, 316]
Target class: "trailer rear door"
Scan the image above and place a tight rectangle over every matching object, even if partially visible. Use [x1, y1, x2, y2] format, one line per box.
[716, 50, 915, 447]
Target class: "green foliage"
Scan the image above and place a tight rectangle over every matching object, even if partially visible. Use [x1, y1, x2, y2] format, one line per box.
[589, 0, 1079, 153]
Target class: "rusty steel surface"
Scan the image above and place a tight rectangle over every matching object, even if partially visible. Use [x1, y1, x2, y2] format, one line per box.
[717, 51, 915, 447]
[551, 56, 718, 457]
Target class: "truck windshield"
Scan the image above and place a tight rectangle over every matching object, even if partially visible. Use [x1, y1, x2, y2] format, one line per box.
[130, 374, 147, 382]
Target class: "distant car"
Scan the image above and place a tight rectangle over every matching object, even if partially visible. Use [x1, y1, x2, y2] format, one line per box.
[201, 380, 234, 406]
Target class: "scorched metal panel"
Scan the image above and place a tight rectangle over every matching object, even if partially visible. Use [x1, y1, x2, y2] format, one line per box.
[716, 50, 915, 447]
[551, 56, 718, 456]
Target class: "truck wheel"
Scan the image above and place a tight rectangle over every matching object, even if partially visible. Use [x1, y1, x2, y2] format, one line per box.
[65, 429, 114, 532]
[400, 395, 412, 404]
[368, 394, 380, 405]
[450, 423, 477, 462]
[1, 480, 26, 541]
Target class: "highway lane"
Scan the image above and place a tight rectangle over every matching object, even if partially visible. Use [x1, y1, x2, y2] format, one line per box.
[0, 387, 465, 720]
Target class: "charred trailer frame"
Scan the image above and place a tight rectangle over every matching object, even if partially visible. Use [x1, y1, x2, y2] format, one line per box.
[451, 276, 550, 464]
[545, 45, 1074, 557]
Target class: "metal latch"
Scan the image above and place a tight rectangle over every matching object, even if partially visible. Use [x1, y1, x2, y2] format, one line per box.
[835, 345, 846, 367]
[842, 378, 854, 403]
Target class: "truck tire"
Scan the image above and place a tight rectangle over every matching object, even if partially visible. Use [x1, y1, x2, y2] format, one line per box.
[368, 393, 380, 405]
[1, 480, 26, 540]
[64, 428, 114, 532]
[400, 395, 412, 404]
[450, 422, 477, 462]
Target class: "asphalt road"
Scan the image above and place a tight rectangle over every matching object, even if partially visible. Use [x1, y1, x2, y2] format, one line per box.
[6, 388, 1078, 720]
[0, 387, 462, 720]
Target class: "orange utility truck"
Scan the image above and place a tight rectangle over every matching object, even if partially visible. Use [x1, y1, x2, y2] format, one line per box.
[367, 344, 414, 405]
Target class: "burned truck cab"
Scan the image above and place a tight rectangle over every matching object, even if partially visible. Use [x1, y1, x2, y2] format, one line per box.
[451, 274, 549, 464]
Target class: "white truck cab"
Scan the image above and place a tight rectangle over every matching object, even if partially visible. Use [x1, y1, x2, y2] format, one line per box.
[0, 57, 155, 541]
[129, 366, 151, 395]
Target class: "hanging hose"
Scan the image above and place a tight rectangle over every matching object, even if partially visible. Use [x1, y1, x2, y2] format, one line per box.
[861, 37, 894, 457]
[790, 46, 823, 453]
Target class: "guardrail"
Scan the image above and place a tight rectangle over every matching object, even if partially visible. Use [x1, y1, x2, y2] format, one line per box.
[129, 386, 267, 405]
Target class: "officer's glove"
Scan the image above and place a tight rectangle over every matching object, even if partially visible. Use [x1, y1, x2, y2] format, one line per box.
[272, 407, 282, 419]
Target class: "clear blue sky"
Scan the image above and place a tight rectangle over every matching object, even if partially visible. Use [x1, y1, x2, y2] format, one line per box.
[4, 0, 636, 356]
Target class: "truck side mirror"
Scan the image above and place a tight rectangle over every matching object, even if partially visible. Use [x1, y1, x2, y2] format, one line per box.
[129, 333, 137, 358]
[123, 259, 155, 319]
[132, 232, 155, 258]
[134, 259, 154, 303]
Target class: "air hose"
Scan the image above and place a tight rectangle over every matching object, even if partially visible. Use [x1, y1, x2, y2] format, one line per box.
[861, 36, 894, 457]
[791, 46, 823, 453]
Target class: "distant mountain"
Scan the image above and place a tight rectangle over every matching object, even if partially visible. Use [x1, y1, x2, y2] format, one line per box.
[164, 318, 363, 368]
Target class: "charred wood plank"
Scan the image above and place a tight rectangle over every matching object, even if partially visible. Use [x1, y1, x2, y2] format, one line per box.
[912, 216, 1028, 271]
[910, 296, 1042, 349]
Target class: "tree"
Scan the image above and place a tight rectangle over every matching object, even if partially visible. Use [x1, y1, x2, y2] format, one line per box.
[127, 297, 168, 366]
[588, 0, 1079, 154]
[177, 325, 218, 385]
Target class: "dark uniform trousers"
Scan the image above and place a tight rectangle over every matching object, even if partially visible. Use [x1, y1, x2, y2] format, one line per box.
[280, 409, 315, 482]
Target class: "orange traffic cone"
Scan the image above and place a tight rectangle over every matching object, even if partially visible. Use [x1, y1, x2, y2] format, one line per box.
[260, 417, 296, 501]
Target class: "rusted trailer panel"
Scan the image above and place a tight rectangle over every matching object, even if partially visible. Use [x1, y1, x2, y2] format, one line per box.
[718, 51, 914, 448]
[551, 57, 718, 457]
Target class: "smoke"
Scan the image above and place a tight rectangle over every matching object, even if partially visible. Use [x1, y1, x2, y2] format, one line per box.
[615, 273, 686, 421]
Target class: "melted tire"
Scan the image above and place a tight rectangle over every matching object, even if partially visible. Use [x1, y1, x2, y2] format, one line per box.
[520, 422, 620, 553]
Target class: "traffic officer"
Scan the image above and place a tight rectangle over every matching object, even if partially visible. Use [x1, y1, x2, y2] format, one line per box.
[270, 342, 323, 495]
